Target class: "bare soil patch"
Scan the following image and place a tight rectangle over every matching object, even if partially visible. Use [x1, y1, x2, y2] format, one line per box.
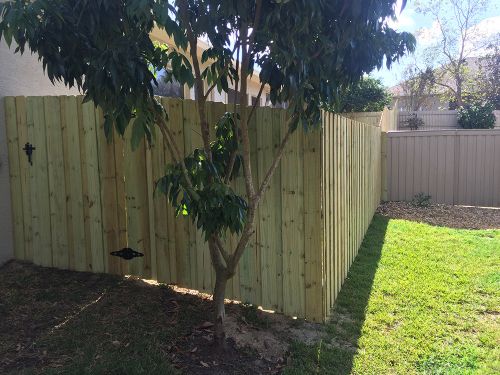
[0, 261, 324, 374]
[377, 201, 500, 229]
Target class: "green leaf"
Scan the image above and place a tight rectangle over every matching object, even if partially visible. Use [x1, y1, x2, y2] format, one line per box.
[131, 118, 145, 151]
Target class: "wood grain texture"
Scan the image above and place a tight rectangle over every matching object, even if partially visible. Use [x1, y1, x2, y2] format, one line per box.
[4, 97, 25, 260]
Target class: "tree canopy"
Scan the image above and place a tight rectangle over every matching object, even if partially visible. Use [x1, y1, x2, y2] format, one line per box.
[0, 0, 416, 343]
[0, 0, 415, 139]
[414, 0, 497, 107]
[477, 46, 500, 109]
[331, 77, 393, 113]
[399, 66, 436, 111]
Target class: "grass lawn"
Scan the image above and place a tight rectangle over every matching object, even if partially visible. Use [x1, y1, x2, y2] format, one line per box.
[285, 215, 500, 375]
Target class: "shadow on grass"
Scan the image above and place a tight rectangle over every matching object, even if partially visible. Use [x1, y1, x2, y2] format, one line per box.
[285, 215, 390, 375]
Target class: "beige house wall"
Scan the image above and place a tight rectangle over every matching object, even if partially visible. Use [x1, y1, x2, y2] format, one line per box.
[150, 28, 270, 106]
[0, 40, 79, 265]
[392, 94, 446, 111]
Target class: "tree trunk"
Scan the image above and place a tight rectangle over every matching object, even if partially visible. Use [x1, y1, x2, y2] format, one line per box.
[213, 270, 228, 346]
[455, 75, 464, 107]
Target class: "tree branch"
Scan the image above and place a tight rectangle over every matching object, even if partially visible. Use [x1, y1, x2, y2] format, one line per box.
[233, 0, 264, 195]
[178, 0, 212, 161]
[223, 38, 241, 184]
[228, 113, 297, 271]
[208, 237, 227, 274]
[255, 115, 295, 203]
[227, 205, 257, 273]
[213, 235, 230, 266]
[156, 113, 200, 201]
[237, 21, 256, 200]
[204, 41, 241, 101]
[247, 83, 265, 124]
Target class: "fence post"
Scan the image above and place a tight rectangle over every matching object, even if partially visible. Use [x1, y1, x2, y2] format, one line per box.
[452, 129, 460, 205]
[381, 132, 388, 201]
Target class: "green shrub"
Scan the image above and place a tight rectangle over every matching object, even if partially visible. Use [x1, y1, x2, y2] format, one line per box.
[457, 104, 495, 129]
[403, 113, 425, 130]
[411, 193, 431, 207]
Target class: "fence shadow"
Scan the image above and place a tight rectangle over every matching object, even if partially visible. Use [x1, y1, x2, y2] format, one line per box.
[326, 214, 389, 374]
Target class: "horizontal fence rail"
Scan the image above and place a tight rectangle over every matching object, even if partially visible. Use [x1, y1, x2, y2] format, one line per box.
[385, 129, 500, 207]
[4, 96, 382, 322]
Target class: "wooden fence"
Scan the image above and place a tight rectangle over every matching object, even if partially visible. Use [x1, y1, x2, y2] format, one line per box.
[4, 96, 382, 322]
[384, 129, 500, 207]
[343, 111, 382, 127]
[321, 112, 381, 319]
[343, 103, 399, 132]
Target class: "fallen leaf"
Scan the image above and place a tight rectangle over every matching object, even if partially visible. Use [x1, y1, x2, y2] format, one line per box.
[197, 321, 214, 329]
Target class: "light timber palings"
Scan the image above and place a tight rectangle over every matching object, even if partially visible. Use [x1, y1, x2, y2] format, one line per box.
[123, 118, 149, 277]
[303, 117, 323, 322]
[15, 96, 33, 261]
[5, 97, 25, 261]
[94, 106, 121, 275]
[31, 97, 53, 267]
[81, 100, 105, 272]
[257, 106, 278, 311]
[60, 96, 84, 271]
[248, 104, 262, 306]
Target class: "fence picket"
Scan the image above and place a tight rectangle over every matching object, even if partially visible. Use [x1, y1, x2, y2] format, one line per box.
[15, 97, 32, 261]
[45, 96, 69, 269]
[5, 97, 24, 261]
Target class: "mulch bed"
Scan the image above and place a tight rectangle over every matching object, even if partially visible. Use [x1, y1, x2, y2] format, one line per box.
[0, 261, 297, 374]
[377, 201, 500, 229]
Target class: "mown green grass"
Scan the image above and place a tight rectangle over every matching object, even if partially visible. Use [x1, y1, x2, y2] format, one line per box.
[285, 215, 500, 375]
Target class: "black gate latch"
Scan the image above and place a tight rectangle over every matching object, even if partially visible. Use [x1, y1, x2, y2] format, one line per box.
[23, 142, 36, 165]
[110, 247, 144, 260]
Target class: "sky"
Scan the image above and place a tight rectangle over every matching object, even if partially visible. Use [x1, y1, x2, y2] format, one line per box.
[371, 0, 500, 88]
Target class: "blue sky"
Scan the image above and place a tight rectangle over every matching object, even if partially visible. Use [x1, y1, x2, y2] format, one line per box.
[371, 0, 500, 88]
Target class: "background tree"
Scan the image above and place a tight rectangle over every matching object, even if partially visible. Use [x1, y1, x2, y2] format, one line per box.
[400, 65, 436, 111]
[477, 44, 500, 109]
[330, 77, 392, 113]
[0, 0, 415, 344]
[415, 0, 495, 107]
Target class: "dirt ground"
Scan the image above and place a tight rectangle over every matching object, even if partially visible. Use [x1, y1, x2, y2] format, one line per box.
[377, 201, 500, 229]
[0, 261, 325, 375]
